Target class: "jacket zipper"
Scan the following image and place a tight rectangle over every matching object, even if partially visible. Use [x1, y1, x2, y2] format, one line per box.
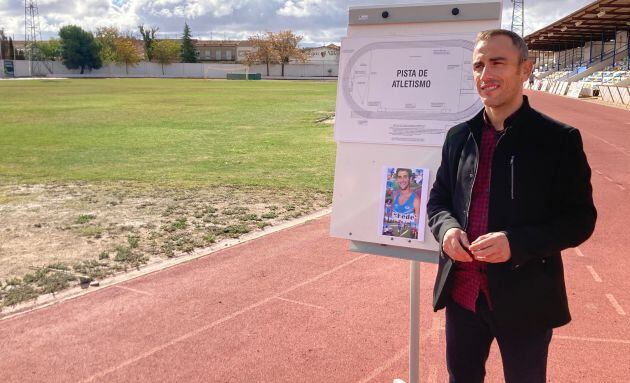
[494, 128, 512, 201]
[510, 155, 515, 200]
[464, 135, 480, 231]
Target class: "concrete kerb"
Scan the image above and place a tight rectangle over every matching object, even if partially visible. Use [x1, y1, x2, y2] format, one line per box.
[0, 207, 332, 321]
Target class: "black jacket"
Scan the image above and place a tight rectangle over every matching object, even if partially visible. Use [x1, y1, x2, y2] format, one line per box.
[427, 96, 596, 331]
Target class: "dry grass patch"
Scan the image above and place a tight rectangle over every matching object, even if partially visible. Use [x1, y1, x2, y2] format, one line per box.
[0, 182, 331, 311]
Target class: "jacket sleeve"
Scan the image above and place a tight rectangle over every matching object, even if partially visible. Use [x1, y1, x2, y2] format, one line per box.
[428, 132, 463, 256]
[505, 128, 597, 269]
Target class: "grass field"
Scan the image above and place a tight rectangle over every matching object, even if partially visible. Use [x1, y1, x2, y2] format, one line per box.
[0, 78, 338, 311]
[0, 78, 337, 190]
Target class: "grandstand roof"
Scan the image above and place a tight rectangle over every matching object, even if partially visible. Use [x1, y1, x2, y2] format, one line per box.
[524, 0, 630, 51]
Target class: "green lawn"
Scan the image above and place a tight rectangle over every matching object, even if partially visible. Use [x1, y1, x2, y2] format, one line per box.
[0, 78, 337, 191]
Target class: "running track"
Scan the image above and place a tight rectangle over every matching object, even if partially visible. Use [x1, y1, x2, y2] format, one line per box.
[1, 91, 628, 382]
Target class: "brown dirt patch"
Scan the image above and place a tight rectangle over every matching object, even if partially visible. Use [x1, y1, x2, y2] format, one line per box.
[0, 182, 331, 309]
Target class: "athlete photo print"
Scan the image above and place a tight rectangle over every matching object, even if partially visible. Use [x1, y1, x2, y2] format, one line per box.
[379, 166, 430, 241]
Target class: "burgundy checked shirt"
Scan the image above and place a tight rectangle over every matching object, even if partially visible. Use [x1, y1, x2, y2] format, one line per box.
[450, 113, 505, 312]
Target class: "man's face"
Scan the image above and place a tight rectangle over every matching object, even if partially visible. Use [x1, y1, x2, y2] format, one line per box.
[397, 171, 410, 190]
[472, 35, 532, 109]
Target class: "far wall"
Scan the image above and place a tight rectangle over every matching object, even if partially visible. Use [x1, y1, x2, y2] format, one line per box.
[2, 60, 339, 78]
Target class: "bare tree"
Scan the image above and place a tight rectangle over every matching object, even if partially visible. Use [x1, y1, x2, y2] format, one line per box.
[271, 30, 308, 77]
[245, 32, 279, 76]
[138, 24, 159, 61]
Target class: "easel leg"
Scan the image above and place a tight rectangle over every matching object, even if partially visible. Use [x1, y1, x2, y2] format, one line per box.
[394, 260, 420, 383]
[409, 260, 420, 383]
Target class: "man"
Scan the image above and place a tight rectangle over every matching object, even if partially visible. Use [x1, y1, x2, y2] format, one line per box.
[427, 29, 596, 383]
[391, 168, 420, 238]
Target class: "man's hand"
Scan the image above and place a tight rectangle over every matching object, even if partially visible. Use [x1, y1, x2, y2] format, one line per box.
[469, 232, 511, 263]
[442, 228, 473, 262]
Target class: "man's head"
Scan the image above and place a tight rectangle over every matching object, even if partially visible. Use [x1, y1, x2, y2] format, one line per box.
[396, 168, 412, 191]
[472, 29, 533, 110]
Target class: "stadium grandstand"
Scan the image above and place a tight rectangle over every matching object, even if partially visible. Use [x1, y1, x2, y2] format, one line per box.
[523, 0, 629, 106]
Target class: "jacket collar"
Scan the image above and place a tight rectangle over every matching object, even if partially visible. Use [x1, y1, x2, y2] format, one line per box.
[468, 95, 533, 138]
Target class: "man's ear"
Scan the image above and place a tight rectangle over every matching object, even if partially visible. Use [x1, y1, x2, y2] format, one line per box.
[522, 59, 534, 79]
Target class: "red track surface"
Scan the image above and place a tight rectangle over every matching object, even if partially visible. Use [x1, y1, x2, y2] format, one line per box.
[1, 91, 629, 382]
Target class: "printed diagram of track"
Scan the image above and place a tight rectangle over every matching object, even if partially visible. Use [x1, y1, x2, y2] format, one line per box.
[341, 40, 482, 122]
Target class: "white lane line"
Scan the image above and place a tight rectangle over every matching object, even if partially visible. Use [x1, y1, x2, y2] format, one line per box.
[605, 294, 627, 316]
[584, 131, 630, 157]
[430, 315, 443, 345]
[555, 335, 630, 345]
[593, 170, 625, 190]
[275, 297, 325, 310]
[574, 247, 585, 257]
[80, 254, 368, 383]
[586, 265, 602, 282]
[427, 363, 438, 383]
[113, 286, 153, 296]
[358, 347, 408, 383]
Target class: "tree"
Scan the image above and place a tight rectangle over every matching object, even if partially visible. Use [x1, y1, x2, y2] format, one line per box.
[36, 39, 62, 61]
[271, 30, 308, 77]
[153, 40, 181, 75]
[0, 29, 10, 60]
[180, 22, 197, 63]
[94, 26, 120, 64]
[114, 37, 142, 74]
[8, 37, 15, 60]
[244, 32, 279, 76]
[59, 25, 102, 74]
[138, 24, 159, 61]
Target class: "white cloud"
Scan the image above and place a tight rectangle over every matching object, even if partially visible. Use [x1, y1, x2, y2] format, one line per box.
[277, 0, 344, 18]
[0, 0, 604, 46]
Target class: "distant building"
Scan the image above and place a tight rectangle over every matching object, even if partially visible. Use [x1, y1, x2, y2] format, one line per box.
[236, 40, 256, 63]
[193, 40, 238, 62]
[301, 44, 340, 64]
[9, 38, 341, 67]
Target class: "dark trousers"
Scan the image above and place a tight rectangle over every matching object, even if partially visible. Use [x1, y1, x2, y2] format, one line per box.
[445, 295, 553, 383]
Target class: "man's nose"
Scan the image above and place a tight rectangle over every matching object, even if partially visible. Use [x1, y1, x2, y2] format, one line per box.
[479, 65, 494, 81]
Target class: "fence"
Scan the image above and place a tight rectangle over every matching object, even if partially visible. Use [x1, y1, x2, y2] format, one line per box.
[0, 60, 339, 79]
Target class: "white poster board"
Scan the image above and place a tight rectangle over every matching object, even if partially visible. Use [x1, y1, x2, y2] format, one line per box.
[335, 34, 482, 146]
[330, 1, 502, 255]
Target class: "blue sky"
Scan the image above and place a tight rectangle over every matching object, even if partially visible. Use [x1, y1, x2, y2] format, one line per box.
[0, 0, 594, 46]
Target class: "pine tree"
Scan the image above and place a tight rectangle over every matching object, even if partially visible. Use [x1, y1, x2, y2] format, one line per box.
[180, 22, 197, 63]
[9, 37, 15, 59]
[59, 25, 102, 74]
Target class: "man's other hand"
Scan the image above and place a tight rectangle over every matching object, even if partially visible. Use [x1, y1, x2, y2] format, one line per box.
[443, 228, 473, 262]
[469, 232, 511, 263]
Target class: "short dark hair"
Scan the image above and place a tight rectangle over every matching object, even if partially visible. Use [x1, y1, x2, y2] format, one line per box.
[476, 29, 529, 63]
[396, 168, 412, 178]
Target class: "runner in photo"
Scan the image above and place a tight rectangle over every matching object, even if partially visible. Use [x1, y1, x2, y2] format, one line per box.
[383, 168, 420, 239]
